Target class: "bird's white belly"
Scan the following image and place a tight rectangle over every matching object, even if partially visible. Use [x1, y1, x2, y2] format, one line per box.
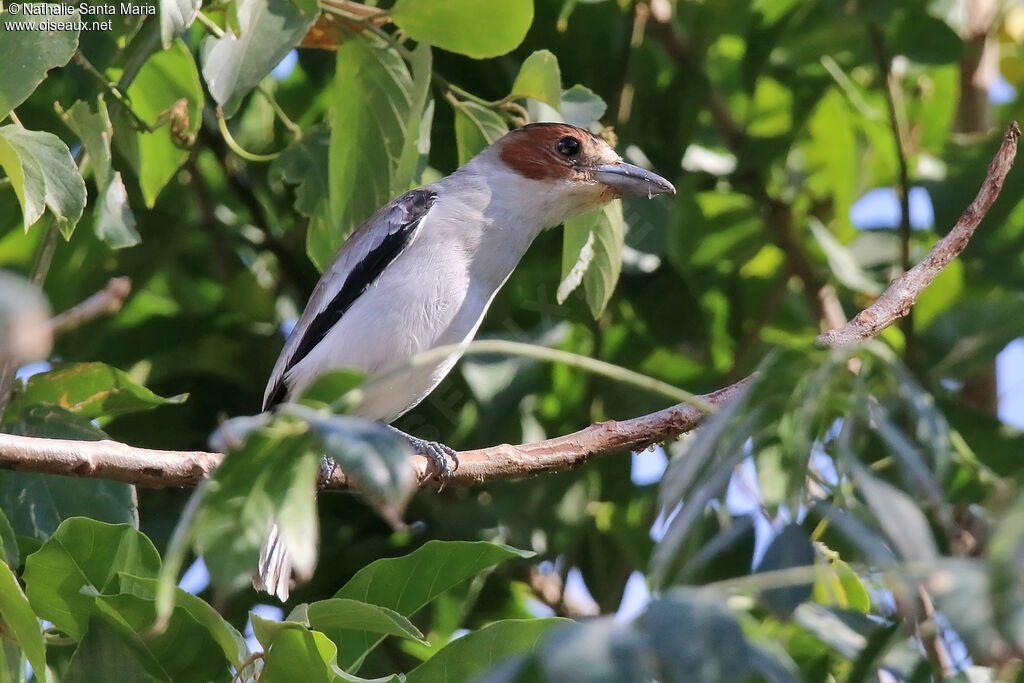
[284, 248, 494, 423]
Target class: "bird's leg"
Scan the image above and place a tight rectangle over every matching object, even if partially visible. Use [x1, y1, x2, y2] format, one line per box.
[384, 425, 459, 488]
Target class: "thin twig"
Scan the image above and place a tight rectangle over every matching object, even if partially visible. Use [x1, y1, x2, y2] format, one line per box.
[818, 122, 1019, 346]
[868, 24, 915, 353]
[50, 277, 132, 334]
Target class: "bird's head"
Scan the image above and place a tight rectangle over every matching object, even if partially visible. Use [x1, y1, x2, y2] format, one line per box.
[492, 123, 675, 214]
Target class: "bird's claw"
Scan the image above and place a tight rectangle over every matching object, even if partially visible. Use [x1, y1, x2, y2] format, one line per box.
[412, 438, 459, 490]
[383, 425, 459, 489]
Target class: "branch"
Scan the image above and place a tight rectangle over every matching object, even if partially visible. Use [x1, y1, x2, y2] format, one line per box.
[817, 122, 1019, 347]
[50, 277, 132, 334]
[0, 124, 1017, 489]
[0, 379, 750, 490]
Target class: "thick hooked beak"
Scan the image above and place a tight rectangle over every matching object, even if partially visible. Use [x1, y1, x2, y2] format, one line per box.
[589, 162, 676, 197]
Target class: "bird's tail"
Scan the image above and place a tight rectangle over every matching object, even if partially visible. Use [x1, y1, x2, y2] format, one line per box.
[252, 523, 293, 601]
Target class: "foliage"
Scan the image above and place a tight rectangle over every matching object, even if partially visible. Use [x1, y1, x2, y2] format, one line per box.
[2, 0, 1024, 681]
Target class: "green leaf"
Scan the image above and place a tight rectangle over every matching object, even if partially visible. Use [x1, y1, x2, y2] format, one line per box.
[1, 405, 139, 541]
[306, 598, 427, 644]
[0, 11, 79, 119]
[453, 101, 508, 166]
[0, 125, 86, 236]
[407, 618, 566, 683]
[812, 556, 871, 613]
[808, 220, 882, 296]
[851, 465, 937, 562]
[117, 574, 250, 670]
[273, 124, 330, 219]
[560, 84, 606, 128]
[313, 37, 428, 271]
[390, 0, 533, 59]
[23, 518, 160, 640]
[558, 200, 624, 318]
[511, 50, 562, 108]
[59, 99, 139, 248]
[886, 7, 963, 64]
[297, 369, 367, 408]
[117, 40, 203, 207]
[160, 418, 320, 606]
[0, 509, 17, 567]
[7, 362, 185, 420]
[301, 412, 415, 526]
[202, 0, 317, 115]
[520, 617, 651, 683]
[64, 619, 155, 683]
[159, 0, 201, 47]
[0, 560, 46, 682]
[329, 540, 533, 671]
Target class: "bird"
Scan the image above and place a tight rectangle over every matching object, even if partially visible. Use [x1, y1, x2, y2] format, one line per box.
[254, 122, 675, 600]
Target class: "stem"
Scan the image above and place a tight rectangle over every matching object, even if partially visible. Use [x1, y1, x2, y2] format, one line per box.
[216, 108, 282, 162]
[73, 52, 152, 133]
[338, 339, 717, 415]
[257, 84, 302, 139]
[194, 10, 225, 38]
[7, 111, 23, 127]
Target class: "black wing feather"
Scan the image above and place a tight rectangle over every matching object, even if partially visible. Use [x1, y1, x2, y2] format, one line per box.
[264, 188, 437, 409]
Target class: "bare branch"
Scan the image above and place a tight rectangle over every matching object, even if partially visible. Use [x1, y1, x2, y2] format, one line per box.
[817, 122, 1020, 347]
[0, 379, 750, 490]
[50, 277, 132, 334]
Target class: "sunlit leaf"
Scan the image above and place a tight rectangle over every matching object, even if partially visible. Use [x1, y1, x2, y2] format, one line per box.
[329, 540, 533, 671]
[0, 125, 86, 236]
[405, 618, 567, 682]
[117, 40, 203, 207]
[7, 362, 185, 419]
[0, 11, 79, 119]
[511, 50, 562, 108]
[390, 0, 533, 59]
[558, 200, 624, 318]
[23, 518, 160, 640]
[0, 559, 46, 682]
[202, 0, 318, 115]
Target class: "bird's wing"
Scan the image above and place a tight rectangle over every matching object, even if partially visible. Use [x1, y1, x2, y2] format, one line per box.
[263, 188, 438, 410]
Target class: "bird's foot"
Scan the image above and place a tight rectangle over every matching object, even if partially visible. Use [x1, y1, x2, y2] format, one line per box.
[385, 426, 459, 489]
[316, 455, 337, 489]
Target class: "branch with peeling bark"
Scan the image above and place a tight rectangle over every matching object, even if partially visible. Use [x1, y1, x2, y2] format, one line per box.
[0, 124, 1017, 490]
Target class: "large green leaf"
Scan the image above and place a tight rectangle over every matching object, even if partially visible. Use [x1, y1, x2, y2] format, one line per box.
[453, 101, 508, 166]
[23, 518, 160, 640]
[7, 362, 185, 419]
[202, 0, 318, 115]
[0, 11, 79, 119]
[559, 85, 606, 128]
[390, 0, 533, 58]
[314, 37, 430, 271]
[329, 540, 533, 671]
[1, 405, 139, 541]
[511, 50, 562, 108]
[64, 619, 155, 683]
[59, 99, 139, 248]
[306, 598, 426, 644]
[118, 574, 250, 670]
[406, 618, 567, 683]
[0, 560, 46, 682]
[117, 40, 203, 207]
[253, 616, 400, 683]
[558, 200, 624, 318]
[0, 125, 86, 236]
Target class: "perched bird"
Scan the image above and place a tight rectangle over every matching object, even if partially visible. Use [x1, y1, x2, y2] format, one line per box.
[255, 122, 675, 599]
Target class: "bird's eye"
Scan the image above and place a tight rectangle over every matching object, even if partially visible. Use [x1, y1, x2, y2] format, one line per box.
[556, 136, 581, 158]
